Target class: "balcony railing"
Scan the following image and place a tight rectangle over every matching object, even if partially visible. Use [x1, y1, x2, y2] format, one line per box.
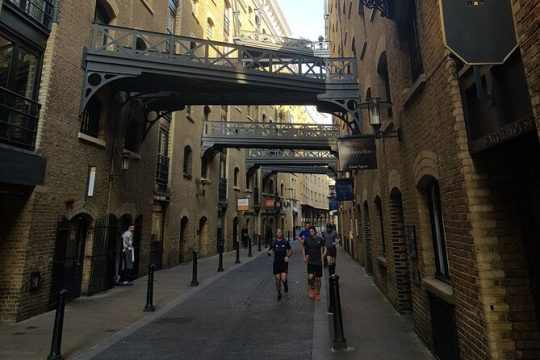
[0, 86, 40, 151]
[6, 0, 54, 29]
[154, 154, 170, 197]
[234, 30, 331, 57]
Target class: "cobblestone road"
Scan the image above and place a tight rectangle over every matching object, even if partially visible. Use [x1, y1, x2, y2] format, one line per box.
[91, 244, 313, 360]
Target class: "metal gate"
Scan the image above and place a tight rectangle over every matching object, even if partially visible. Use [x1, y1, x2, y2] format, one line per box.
[88, 215, 118, 294]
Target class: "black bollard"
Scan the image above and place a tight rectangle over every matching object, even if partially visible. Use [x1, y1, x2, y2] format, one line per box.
[329, 274, 347, 351]
[248, 237, 253, 257]
[47, 289, 68, 360]
[217, 243, 224, 272]
[143, 264, 156, 312]
[191, 251, 199, 286]
[235, 239, 241, 264]
[257, 235, 262, 252]
[328, 275, 335, 313]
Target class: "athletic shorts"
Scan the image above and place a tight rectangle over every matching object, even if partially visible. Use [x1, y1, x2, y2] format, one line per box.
[327, 245, 337, 258]
[273, 262, 288, 274]
[307, 263, 323, 277]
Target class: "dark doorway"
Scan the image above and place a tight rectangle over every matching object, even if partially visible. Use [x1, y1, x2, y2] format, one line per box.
[233, 217, 239, 250]
[179, 216, 188, 263]
[51, 215, 89, 302]
[88, 215, 118, 295]
[390, 189, 412, 314]
[132, 215, 142, 278]
[363, 201, 373, 275]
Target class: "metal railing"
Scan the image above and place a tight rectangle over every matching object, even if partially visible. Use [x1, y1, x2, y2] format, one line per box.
[204, 121, 340, 139]
[247, 149, 335, 160]
[88, 24, 356, 83]
[6, 0, 54, 29]
[0, 86, 40, 150]
[234, 30, 330, 56]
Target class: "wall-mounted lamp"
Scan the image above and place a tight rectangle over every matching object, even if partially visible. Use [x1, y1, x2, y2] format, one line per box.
[362, 0, 392, 18]
[359, 97, 401, 141]
[196, 178, 211, 197]
[121, 150, 130, 171]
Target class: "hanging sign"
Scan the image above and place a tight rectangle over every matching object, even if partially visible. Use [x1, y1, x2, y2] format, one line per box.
[265, 198, 275, 209]
[439, 0, 518, 65]
[335, 179, 354, 201]
[338, 136, 377, 171]
[329, 197, 339, 211]
[237, 198, 249, 211]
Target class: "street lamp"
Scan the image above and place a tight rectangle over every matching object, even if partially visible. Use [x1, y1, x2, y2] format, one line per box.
[121, 150, 130, 172]
[359, 97, 401, 140]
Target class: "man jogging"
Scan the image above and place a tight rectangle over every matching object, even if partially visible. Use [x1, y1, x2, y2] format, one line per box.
[322, 223, 339, 275]
[296, 221, 311, 245]
[268, 228, 293, 301]
[302, 226, 326, 301]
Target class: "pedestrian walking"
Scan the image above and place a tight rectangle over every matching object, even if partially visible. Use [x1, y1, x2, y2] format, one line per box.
[301, 226, 326, 301]
[120, 224, 135, 285]
[241, 226, 249, 248]
[322, 223, 339, 275]
[296, 221, 311, 245]
[268, 228, 293, 301]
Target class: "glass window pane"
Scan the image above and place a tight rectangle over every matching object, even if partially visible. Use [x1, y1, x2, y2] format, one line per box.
[14, 48, 38, 99]
[0, 36, 14, 89]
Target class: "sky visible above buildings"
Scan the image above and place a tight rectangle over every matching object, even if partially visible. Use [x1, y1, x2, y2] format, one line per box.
[275, 0, 330, 124]
[276, 0, 326, 41]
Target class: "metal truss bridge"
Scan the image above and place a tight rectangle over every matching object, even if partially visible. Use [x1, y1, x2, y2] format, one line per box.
[246, 149, 337, 170]
[201, 121, 339, 155]
[81, 25, 362, 134]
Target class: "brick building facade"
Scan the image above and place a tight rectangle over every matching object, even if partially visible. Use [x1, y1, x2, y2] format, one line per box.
[0, 0, 331, 324]
[328, 0, 540, 359]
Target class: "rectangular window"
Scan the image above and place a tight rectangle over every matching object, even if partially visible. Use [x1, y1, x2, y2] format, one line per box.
[405, 2, 423, 82]
[223, 6, 231, 40]
[167, 0, 179, 34]
[428, 181, 449, 279]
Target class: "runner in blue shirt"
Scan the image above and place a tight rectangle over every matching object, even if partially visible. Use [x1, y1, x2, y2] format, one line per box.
[296, 221, 311, 245]
[268, 228, 293, 301]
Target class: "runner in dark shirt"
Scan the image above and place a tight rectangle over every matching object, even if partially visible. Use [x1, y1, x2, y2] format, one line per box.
[301, 226, 326, 301]
[268, 228, 293, 301]
[322, 223, 339, 275]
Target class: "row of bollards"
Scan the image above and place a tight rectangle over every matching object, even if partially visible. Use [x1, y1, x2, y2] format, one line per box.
[328, 274, 347, 351]
[47, 239, 258, 359]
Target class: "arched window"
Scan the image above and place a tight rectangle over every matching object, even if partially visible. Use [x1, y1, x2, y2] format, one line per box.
[207, 18, 214, 39]
[234, 167, 240, 187]
[80, 97, 101, 138]
[94, 1, 112, 24]
[183, 145, 193, 177]
[269, 179, 275, 194]
[377, 52, 393, 118]
[191, 0, 199, 16]
[280, 183, 284, 196]
[375, 196, 386, 256]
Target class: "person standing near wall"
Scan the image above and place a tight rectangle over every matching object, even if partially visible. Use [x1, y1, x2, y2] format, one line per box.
[120, 224, 135, 285]
[322, 223, 339, 275]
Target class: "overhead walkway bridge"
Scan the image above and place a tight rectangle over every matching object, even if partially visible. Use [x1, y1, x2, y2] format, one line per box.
[201, 121, 339, 155]
[81, 25, 361, 137]
[246, 149, 337, 170]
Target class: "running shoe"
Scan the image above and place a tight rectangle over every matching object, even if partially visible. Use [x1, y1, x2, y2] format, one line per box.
[284, 282, 289, 293]
[315, 294, 321, 301]
[309, 289, 315, 298]
[277, 293, 282, 301]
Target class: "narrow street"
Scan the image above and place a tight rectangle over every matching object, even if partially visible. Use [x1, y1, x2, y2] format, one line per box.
[69, 243, 433, 360]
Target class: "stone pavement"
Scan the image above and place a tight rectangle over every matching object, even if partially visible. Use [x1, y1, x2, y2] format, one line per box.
[0, 246, 258, 360]
[313, 246, 435, 360]
[0, 242, 435, 360]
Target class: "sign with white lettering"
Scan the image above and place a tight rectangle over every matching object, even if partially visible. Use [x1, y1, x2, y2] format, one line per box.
[338, 136, 377, 171]
[335, 179, 354, 202]
[237, 198, 249, 211]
